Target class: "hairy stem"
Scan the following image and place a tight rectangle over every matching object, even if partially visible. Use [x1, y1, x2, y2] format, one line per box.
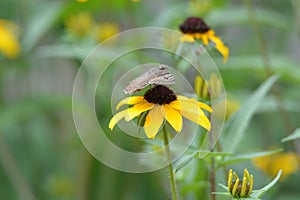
[162, 127, 178, 200]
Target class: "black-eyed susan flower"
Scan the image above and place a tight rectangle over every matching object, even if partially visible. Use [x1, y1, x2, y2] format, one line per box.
[76, 0, 88, 3]
[65, 12, 119, 43]
[228, 169, 253, 198]
[109, 85, 212, 139]
[94, 22, 120, 42]
[65, 12, 93, 37]
[252, 152, 299, 180]
[179, 17, 229, 63]
[0, 19, 20, 58]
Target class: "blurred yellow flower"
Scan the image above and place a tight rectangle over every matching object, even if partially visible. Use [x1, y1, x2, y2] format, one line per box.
[225, 100, 240, 119]
[94, 22, 120, 42]
[215, 99, 240, 120]
[65, 12, 93, 37]
[47, 175, 74, 197]
[0, 19, 20, 59]
[194, 74, 239, 120]
[194, 74, 221, 100]
[76, 0, 88, 3]
[179, 17, 229, 63]
[65, 12, 119, 43]
[252, 152, 300, 180]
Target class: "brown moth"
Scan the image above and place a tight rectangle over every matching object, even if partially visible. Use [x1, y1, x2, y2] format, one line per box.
[123, 65, 176, 94]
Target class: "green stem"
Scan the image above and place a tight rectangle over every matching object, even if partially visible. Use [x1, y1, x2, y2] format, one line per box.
[162, 127, 178, 200]
[210, 156, 216, 200]
[216, 141, 228, 182]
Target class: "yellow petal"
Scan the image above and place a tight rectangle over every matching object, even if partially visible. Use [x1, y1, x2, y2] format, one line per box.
[124, 102, 153, 121]
[181, 111, 211, 131]
[249, 175, 254, 193]
[144, 105, 164, 139]
[194, 75, 210, 99]
[209, 73, 222, 97]
[197, 33, 209, 46]
[116, 96, 145, 110]
[209, 34, 229, 64]
[176, 96, 212, 113]
[232, 175, 239, 195]
[177, 95, 188, 100]
[194, 75, 204, 98]
[176, 99, 211, 131]
[198, 102, 212, 113]
[162, 104, 182, 132]
[207, 30, 216, 37]
[108, 110, 127, 130]
[180, 34, 195, 43]
[228, 169, 233, 190]
[178, 98, 206, 116]
[241, 176, 247, 196]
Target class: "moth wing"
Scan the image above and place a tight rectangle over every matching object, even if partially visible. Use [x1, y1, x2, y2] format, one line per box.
[123, 74, 151, 94]
[123, 65, 175, 94]
[148, 73, 175, 85]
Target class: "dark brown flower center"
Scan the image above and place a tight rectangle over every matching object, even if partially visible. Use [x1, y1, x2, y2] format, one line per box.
[179, 17, 210, 34]
[144, 85, 177, 105]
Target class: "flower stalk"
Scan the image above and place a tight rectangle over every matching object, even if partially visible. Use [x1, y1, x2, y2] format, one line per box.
[162, 126, 178, 200]
[210, 156, 216, 200]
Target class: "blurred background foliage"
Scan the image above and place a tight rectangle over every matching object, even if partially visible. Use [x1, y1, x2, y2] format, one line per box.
[0, 0, 300, 199]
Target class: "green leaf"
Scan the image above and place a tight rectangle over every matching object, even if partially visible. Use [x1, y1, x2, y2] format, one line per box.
[217, 183, 228, 191]
[222, 75, 280, 153]
[175, 150, 233, 172]
[281, 128, 300, 143]
[207, 7, 291, 30]
[174, 154, 196, 173]
[256, 97, 300, 114]
[196, 151, 233, 158]
[36, 44, 92, 60]
[22, 1, 64, 51]
[212, 191, 231, 197]
[251, 170, 282, 198]
[219, 149, 282, 166]
[218, 56, 300, 84]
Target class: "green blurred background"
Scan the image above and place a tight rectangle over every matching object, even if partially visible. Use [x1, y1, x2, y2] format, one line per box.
[0, 0, 300, 199]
